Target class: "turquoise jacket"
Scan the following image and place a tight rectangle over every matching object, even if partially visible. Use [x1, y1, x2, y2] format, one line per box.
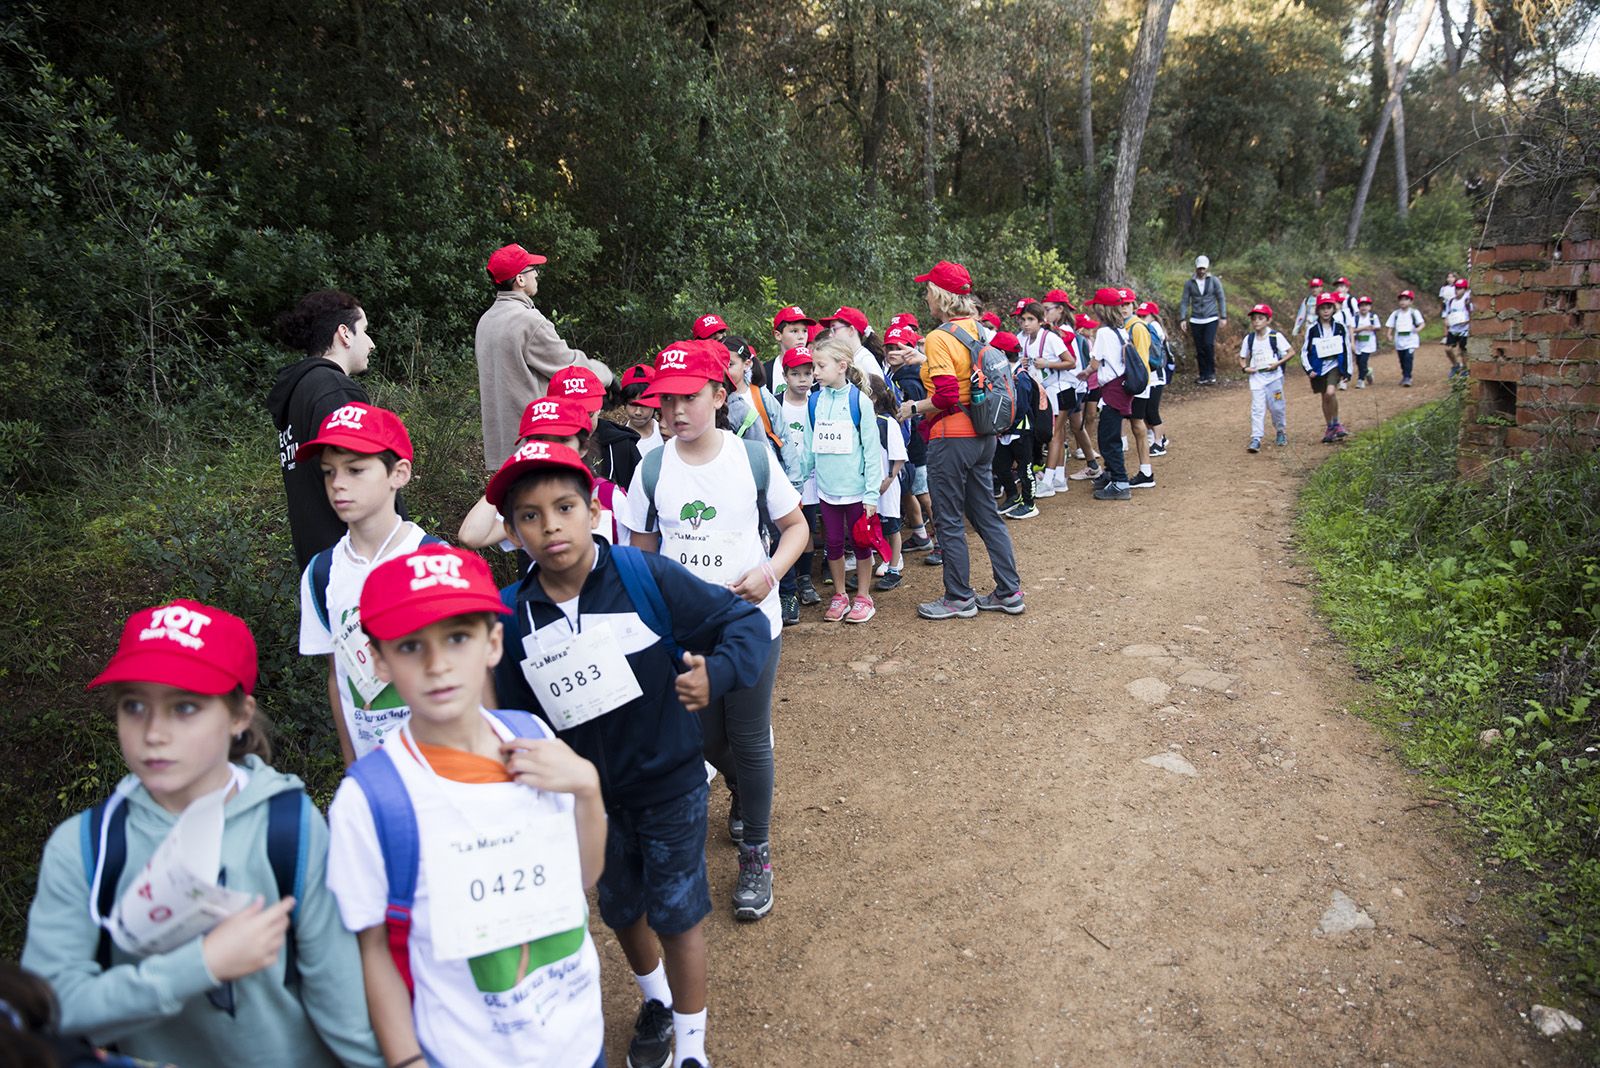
[808, 384, 882, 503]
[22, 756, 382, 1068]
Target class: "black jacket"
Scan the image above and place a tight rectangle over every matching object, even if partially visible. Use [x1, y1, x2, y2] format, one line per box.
[593, 418, 642, 489]
[266, 358, 372, 569]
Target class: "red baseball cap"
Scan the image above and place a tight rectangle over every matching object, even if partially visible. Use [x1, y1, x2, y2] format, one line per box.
[517, 397, 592, 441]
[359, 545, 510, 642]
[1012, 298, 1034, 317]
[485, 439, 596, 509]
[806, 322, 826, 344]
[1309, 277, 1325, 288]
[1073, 313, 1099, 331]
[821, 306, 869, 334]
[547, 366, 606, 413]
[1454, 279, 1470, 288]
[1398, 290, 1415, 299]
[772, 306, 815, 331]
[486, 243, 546, 284]
[295, 402, 413, 463]
[1043, 289, 1076, 308]
[884, 325, 921, 347]
[89, 600, 258, 695]
[1086, 287, 1127, 307]
[781, 345, 815, 369]
[989, 331, 1021, 354]
[646, 342, 726, 397]
[1316, 293, 1340, 307]
[1248, 303, 1273, 318]
[691, 313, 729, 340]
[1335, 277, 1351, 286]
[914, 260, 973, 294]
[852, 512, 894, 562]
[888, 312, 921, 330]
[1135, 301, 1160, 317]
[979, 312, 1003, 330]
[1358, 295, 1373, 305]
[619, 364, 660, 409]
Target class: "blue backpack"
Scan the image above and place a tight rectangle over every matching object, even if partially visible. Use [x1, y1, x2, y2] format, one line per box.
[307, 534, 446, 632]
[344, 709, 554, 999]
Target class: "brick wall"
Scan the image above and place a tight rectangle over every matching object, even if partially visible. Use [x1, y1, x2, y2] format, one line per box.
[1459, 177, 1600, 477]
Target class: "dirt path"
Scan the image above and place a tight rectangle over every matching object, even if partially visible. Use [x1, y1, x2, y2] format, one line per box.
[600, 344, 1573, 1066]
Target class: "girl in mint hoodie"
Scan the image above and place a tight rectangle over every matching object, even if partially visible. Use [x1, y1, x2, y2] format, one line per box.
[23, 600, 381, 1068]
[806, 337, 883, 623]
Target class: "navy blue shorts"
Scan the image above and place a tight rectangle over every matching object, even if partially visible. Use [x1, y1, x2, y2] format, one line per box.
[596, 781, 712, 936]
[879, 515, 903, 536]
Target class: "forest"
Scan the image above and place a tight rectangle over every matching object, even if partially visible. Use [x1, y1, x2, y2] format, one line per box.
[0, 0, 1596, 960]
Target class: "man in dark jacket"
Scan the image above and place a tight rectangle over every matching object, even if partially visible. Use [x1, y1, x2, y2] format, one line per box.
[267, 290, 397, 569]
[1178, 255, 1229, 384]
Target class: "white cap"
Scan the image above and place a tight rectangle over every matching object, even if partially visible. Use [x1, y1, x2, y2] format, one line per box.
[1195, 255, 1211, 269]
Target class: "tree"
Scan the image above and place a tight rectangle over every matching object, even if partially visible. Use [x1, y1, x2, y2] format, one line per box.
[1087, 0, 1178, 280]
[1344, 0, 1439, 248]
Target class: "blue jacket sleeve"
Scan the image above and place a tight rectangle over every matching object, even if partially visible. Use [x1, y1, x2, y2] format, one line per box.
[649, 553, 771, 700]
[494, 596, 539, 715]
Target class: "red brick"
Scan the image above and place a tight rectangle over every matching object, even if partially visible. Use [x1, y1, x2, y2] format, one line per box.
[1471, 360, 1523, 381]
[1589, 263, 1600, 284]
[1549, 338, 1600, 361]
[1490, 339, 1540, 360]
[1491, 242, 1551, 265]
[1458, 453, 1488, 479]
[1578, 288, 1600, 312]
[1558, 238, 1600, 260]
[1524, 361, 1581, 381]
[1461, 425, 1505, 447]
[1580, 311, 1600, 334]
[1493, 290, 1549, 313]
[1505, 427, 1541, 449]
[1523, 312, 1580, 335]
[1529, 264, 1585, 287]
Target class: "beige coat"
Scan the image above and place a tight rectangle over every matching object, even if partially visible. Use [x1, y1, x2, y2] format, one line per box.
[474, 291, 614, 468]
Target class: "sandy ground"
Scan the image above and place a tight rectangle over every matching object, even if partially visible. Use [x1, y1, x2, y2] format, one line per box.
[596, 344, 1583, 1067]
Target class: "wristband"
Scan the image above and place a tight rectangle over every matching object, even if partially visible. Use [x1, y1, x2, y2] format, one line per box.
[760, 561, 778, 590]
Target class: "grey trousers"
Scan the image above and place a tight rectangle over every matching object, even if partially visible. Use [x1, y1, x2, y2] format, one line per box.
[927, 435, 1023, 601]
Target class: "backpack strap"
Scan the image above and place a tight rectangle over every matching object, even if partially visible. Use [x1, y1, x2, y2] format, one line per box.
[346, 752, 420, 998]
[265, 789, 310, 988]
[309, 548, 335, 632]
[751, 391, 784, 453]
[84, 799, 130, 972]
[739, 436, 772, 534]
[488, 708, 551, 739]
[611, 545, 682, 662]
[640, 444, 665, 533]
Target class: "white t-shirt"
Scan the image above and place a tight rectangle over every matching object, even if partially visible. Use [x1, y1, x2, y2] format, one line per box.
[1387, 308, 1425, 348]
[1143, 320, 1169, 387]
[621, 430, 801, 639]
[636, 424, 663, 456]
[1438, 284, 1454, 303]
[1240, 330, 1288, 386]
[325, 713, 603, 1068]
[852, 345, 885, 384]
[1445, 294, 1472, 332]
[1021, 329, 1069, 392]
[299, 522, 433, 759]
[877, 416, 908, 520]
[1353, 312, 1382, 353]
[781, 396, 820, 506]
[1091, 325, 1126, 380]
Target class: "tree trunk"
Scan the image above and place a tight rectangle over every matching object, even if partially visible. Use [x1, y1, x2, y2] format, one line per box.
[860, 6, 892, 197]
[1369, 0, 1392, 127]
[1439, 0, 1461, 72]
[1078, 5, 1096, 175]
[1087, 0, 1178, 280]
[923, 50, 937, 220]
[1040, 58, 1057, 247]
[1393, 94, 1410, 222]
[1344, 0, 1438, 248]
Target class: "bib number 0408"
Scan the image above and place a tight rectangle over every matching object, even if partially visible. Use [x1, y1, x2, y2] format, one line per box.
[677, 552, 724, 570]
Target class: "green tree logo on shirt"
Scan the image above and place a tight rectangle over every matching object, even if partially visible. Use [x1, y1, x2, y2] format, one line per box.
[680, 500, 717, 529]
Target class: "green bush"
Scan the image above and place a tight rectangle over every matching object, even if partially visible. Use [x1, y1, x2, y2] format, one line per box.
[1299, 391, 1600, 996]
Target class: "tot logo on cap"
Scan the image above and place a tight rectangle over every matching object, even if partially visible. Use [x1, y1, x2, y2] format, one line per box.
[486, 439, 596, 508]
[548, 366, 606, 413]
[517, 397, 592, 442]
[772, 306, 816, 332]
[294, 403, 413, 463]
[359, 546, 510, 642]
[692, 313, 729, 340]
[1249, 303, 1274, 318]
[88, 600, 258, 696]
[781, 345, 815, 369]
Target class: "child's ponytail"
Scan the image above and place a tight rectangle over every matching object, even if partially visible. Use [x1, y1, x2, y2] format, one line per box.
[225, 690, 274, 764]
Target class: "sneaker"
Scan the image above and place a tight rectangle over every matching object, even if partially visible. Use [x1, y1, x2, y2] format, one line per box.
[874, 568, 903, 591]
[844, 552, 857, 571]
[1069, 465, 1101, 481]
[997, 494, 1020, 514]
[796, 575, 821, 605]
[924, 548, 943, 566]
[1275, 430, 1288, 447]
[733, 841, 773, 920]
[1093, 484, 1132, 501]
[1149, 442, 1168, 457]
[1332, 423, 1349, 439]
[1074, 447, 1085, 459]
[1365, 370, 1375, 383]
[1092, 473, 1113, 491]
[1321, 426, 1337, 444]
[627, 999, 674, 1068]
[1032, 481, 1056, 499]
[1121, 436, 1128, 450]
[1248, 437, 1261, 453]
[1199, 376, 1218, 385]
[917, 595, 978, 620]
[1401, 377, 1413, 387]
[727, 788, 744, 844]
[1337, 379, 1348, 390]
[976, 590, 1026, 615]
[902, 533, 934, 553]
[845, 595, 875, 623]
[780, 592, 800, 626]
[1355, 378, 1367, 389]
[1129, 472, 1156, 490]
[823, 594, 849, 622]
[1003, 501, 1040, 519]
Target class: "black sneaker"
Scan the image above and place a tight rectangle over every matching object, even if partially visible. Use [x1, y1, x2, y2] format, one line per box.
[1128, 472, 1156, 490]
[780, 592, 800, 626]
[1092, 473, 1113, 491]
[628, 999, 673, 1068]
[901, 533, 934, 553]
[1093, 484, 1132, 501]
[796, 575, 821, 606]
[997, 494, 1020, 513]
[845, 572, 859, 593]
[924, 548, 943, 566]
[874, 568, 903, 591]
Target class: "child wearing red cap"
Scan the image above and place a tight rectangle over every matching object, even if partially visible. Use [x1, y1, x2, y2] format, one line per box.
[1135, 302, 1173, 456]
[1119, 293, 1159, 491]
[1083, 288, 1138, 500]
[1386, 293, 1425, 387]
[1016, 301, 1070, 497]
[296, 403, 443, 765]
[325, 543, 609, 1068]
[1238, 305, 1292, 451]
[494, 440, 773, 1068]
[769, 307, 816, 389]
[1352, 297, 1382, 387]
[1300, 295, 1353, 442]
[990, 331, 1042, 520]
[723, 338, 786, 456]
[1443, 280, 1472, 378]
[1063, 313, 1103, 481]
[776, 346, 823, 620]
[549, 365, 643, 492]
[24, 602, 381, 1068]
[620, 364, 664, 454]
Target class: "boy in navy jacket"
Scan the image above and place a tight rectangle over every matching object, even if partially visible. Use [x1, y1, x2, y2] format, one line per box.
[488, 440, 768, 1068]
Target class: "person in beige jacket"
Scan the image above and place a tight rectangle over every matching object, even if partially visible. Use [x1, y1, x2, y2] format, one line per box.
[475, 243, 614, 469]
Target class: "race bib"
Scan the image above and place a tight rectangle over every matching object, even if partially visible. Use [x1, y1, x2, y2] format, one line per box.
[662, 528, 745, 585]
[423, 810, 588, 962]
[519, 621, 643, 731]
[333, 610, 387, 704]
[1313, 336, 1343, 360]
[1447, 309, 1470, 326]
[813, 419, 853, 454]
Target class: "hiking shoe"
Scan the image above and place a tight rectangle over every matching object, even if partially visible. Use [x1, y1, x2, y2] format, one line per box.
[1149, 442, 1168, 457]
[1128, 472, 1155, 490]
[1003, 501, 1040, 520]
[1401, 377, 1413, 387]
[796, 575, 821, 605]
[1093, 484, 1132, 501]
[733, 841, 773, 921]
[924, 548, 943, 566]
[1332, 423, 1349, 440]
[874, 568, 903, 591]
[1032, 481, 1056, 499]
[845, 595, 875, 623]
[1321, 426, 1337, 444]
[628, 999, 674, 1068]
[917, 596, 978, 620]
[727, 788, 744, 844]
[976, 590, 1026, 615]
[902, 533, 934, 553]
[997, 494, 1020, 513]
[824, 594, 849, 622]
[1275, 430, 1288, 447]
[780, 592, 800, 626]
[1248, 437, 1261, 453]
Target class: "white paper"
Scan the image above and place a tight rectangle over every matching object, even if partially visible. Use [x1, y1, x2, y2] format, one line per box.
[662, 529, 745, 585]
[1313, 336, 1343, 360]
[812, 420, 853, 454]
[520, 621, 644, 731]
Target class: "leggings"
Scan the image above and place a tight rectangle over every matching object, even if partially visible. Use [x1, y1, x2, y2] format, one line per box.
[1145, 383, 1165, 429]
[992, 436, 1035, 504]
[819, 500, 867, 560]
[699, 635, 781, 846]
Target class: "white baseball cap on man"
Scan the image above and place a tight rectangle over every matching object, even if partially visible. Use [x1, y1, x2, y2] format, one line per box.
[1195, 255, 1211, 269]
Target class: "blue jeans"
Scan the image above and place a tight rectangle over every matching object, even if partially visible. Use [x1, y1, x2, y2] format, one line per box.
[1397, 348, 1415, 378]
[779, 502, 821, 593]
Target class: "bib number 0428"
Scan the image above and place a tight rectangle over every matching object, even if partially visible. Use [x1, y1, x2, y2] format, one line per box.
[470, 866, 546, 901]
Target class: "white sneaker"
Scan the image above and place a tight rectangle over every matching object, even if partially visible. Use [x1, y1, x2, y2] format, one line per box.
[1074, 447, 1085, 459]
[1033, 482, 1057, 498]
[1121, 436, 1128, 450]
[844, 552, 857, 570]
[1355, 378, 1367, 389]
[874, 560, 888, 577]
[1337, 379, 1348, 391]
[1052, 470, 1069, 490]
